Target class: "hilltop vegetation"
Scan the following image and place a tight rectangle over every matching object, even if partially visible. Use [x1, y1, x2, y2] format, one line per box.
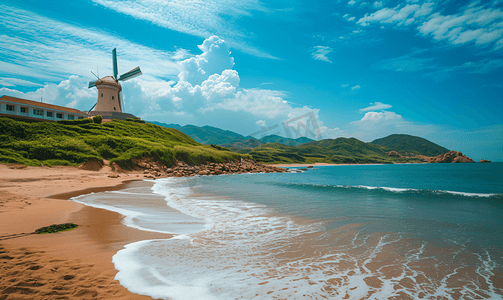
[242, 138, 423, 164]
[371, 134, 449, 156]
[0, 117, 245, 169]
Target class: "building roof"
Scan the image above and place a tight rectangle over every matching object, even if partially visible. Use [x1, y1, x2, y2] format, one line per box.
[0, 95, 87, 115]
[95, 76, 121, 89]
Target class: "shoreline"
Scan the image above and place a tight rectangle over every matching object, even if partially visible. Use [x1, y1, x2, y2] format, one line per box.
[268, 162, 429, 167]
[0, 164, 167, 299]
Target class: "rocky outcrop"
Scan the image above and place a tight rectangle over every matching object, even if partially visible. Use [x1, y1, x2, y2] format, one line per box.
[78, 159, 104, 171]
[420, 151, 474, 163]
[387, 151, 403, 157]
[128, 158, 288, 179]
[479, 159, 491, 163]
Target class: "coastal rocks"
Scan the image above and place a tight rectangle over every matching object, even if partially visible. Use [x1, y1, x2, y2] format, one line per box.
[78, 159, 104, 171]
[107, 174, 120, 178]
[479, 159, 491, 163]
[387, 151, 403, 157]
[129, 158, 288, 179]
[111, 162, 127, 172]
[421, 151, 474, 163]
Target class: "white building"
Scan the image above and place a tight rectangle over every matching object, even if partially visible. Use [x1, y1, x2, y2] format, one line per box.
[0, 95, 88, 121]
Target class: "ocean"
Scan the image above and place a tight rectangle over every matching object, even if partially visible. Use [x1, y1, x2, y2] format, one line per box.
[72, 163, 503, 299]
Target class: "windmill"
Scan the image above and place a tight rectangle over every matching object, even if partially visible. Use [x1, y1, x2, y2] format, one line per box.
[88, 48, 142, 114]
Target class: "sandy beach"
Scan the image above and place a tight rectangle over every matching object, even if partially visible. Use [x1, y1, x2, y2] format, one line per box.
[0, 163, 169, 299]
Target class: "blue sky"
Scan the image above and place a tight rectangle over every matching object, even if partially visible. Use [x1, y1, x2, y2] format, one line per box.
[1, 0, 502, 161]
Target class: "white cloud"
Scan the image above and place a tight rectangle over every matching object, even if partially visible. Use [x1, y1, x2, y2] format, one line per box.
[0, 77, 43, 87]
[91, 0, 275, 59]
[356, 1, 503, 51]
[310, 46, 333, 63]
[0, 5, 181, 85]
[178, 36, 235, 86]
[350, 111, 424, 141]
[373, 1, 383, 8]
[318, 126, 346, 139]
[351, 85, 361, 90]
[341, 84, 349, 87]
[360, 102, 392, 112]
[256, 120, 267, 128]
[0, 76, 96, 110]
[348, 0, 356, 6]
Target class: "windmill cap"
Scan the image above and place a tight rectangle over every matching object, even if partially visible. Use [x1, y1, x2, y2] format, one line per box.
[95, 76, 122, 90]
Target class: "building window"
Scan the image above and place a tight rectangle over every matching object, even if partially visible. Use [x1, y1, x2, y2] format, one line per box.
[68, 115, 74, 120]
[6, 104, 15, 111]
[114, 107, 116, 110]
[101, 93, 103, 97]
[33, 109, 44, 116]
[112, 96, 114, 100]
[56, 113, 63, 119]
[47, 111, 53, 117]
[20, 107, 27, 113]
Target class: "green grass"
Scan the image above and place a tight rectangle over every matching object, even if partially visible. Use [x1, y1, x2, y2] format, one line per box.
[35, 223, 78, 234]
[0, 117, 246, 168]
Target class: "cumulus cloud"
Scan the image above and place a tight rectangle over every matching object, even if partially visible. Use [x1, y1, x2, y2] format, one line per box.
[178, 36, 235, 86]
[350, 111, 409, 140]
[310, 46, 333, 62]
[351, 85, 361, 90]
[360, 102, 392, 112]
[0, 76, 95, 110]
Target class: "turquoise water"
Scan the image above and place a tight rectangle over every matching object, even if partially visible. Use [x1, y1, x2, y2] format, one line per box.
[190, 163, 503, 247]
[74, 163, 503, 299]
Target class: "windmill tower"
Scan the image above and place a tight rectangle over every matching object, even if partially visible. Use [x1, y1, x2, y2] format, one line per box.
[88, 48, 142, 119]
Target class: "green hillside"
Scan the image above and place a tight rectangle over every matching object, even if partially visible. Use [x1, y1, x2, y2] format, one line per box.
[150, 122, 314, 148]
[245, 137, 420, 164]
[0, 117, 245, 168]
[150, 122, 249, 145]
[371, 134, 449, 156]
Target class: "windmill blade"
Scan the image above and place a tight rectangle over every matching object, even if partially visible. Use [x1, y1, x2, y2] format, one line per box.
[112, 48, 118, 80]
[118, 66, 142, 82]
[88, 102, 97, 113]
[88, 80, 97, 88]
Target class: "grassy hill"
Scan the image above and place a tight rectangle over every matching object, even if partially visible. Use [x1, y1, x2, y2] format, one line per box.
[371, 134, 449, 156]
[0, 118, 245, 168]
[244, 137, 421, 164]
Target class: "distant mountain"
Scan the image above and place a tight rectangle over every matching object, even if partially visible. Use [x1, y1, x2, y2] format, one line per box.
[245, 137, 400, 164]
[149, 122, 313, 148]
[371, 134, 449, 156]
[258, 135, 313, 146]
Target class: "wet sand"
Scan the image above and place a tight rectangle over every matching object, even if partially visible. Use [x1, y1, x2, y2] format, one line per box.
[0, 164, 171, 299]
